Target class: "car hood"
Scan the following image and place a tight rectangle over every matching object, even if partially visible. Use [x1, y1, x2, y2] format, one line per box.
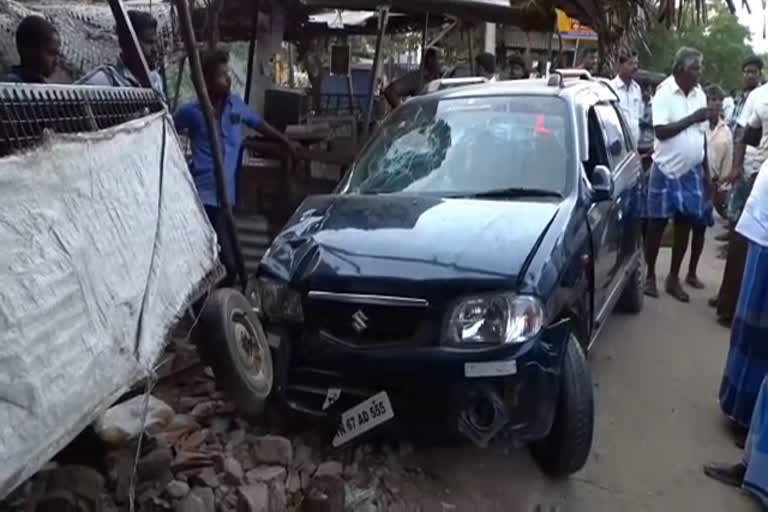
[260, 194, 560, 300]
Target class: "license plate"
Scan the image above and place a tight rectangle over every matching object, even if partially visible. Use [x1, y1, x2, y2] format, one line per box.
[464, 360, 517, 378]
[332, 391, 394, 447]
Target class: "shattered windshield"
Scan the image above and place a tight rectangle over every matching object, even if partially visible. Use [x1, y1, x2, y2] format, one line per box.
[341, 95, 573, 196]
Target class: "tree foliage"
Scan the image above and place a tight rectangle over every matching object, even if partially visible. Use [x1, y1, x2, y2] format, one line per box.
[639, 6, 754, 91]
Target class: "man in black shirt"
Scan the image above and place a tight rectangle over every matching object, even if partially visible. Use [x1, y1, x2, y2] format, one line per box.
[383, 47, 444, 108]
[1, 16, 60, 83]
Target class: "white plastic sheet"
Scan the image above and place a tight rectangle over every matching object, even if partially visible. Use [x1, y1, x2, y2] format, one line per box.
[0, 112, 220, 498]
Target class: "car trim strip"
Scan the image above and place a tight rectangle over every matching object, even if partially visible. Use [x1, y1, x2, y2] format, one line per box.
[307, 291, 429, 308]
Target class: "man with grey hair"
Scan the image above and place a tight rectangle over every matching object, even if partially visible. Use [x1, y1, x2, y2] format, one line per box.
[644, 47, 711, 302]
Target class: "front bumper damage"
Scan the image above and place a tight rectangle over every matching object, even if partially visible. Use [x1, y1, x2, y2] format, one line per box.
[268, 319, 572, 448]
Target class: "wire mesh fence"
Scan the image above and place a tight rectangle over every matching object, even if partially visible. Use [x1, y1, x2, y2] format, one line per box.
[0, 83, 164, 157]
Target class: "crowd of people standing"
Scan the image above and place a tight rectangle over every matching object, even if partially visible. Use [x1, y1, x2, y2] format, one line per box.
[608, 46, 768, 505]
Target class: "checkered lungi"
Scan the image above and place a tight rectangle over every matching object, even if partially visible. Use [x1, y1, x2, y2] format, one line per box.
[645, 162, 708, 222]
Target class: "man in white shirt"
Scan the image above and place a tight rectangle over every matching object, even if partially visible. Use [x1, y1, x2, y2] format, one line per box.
[644, 47, 711, 302]
[611, 51, 643, 144]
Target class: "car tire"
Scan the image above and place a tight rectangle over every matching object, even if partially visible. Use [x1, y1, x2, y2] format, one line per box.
[530, 334, 594, 478]
[617, 259, 645, 314]
[197, 287, 274, 418]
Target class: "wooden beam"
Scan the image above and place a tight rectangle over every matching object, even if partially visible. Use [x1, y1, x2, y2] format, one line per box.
[107, 0, 152, 88]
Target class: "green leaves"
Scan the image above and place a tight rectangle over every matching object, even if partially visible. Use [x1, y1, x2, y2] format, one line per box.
[639, 7, 754, 91]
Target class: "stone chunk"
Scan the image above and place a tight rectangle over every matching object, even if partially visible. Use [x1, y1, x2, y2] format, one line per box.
[237, 483, 269, 512]
[166, 480, 190, 499]
[250, 435, 293, 466]
[222, 456, 244, 485]
[245, 466, 287, 485]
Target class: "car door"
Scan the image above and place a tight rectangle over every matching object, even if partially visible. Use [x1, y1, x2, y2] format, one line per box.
[590, 103, 639, 320]
[595, 103, 643, 274]
[585, 105, 623, 320]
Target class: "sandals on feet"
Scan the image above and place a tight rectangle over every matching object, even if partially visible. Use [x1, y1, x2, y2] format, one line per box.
[644, 278, 659, 298]
[703, 462, 746, 487]
[666, 278, 690, 303]
[685, 275, 706, 289]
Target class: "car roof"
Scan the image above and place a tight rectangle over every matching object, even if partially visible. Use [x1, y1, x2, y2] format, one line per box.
[412, 76, 618, 105]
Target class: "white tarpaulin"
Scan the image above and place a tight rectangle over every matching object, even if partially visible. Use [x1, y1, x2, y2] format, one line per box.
[0, 112, 220, 498]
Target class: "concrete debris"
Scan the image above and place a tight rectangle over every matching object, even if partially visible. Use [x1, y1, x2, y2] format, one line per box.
[227, 429, 247, 450]
[191, 486, 215, 512]
[93, 395, 175, 446]
[166, 480, 191, 499]
[303, 474, 345, 512]
[286, 470, 302, 494]
[190, 400, 219, 420]
[175, 492, 208, 512]
[314, 461, 343, 479]
[0, 358, 410, 512]
[222, 456, 245, 485]
[237, 483, 270, 512]
[138, 445, 174, 482]
[190, 467, 220, 488]
[251, 435, 293, 466]
[246, 466, 287, 485]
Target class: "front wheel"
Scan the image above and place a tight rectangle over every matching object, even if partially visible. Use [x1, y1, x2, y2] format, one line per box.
[529, 334, 594, 477]
[196, 288, 274, 418]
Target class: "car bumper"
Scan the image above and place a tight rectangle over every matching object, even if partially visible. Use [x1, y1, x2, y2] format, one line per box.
[267, 318, 572, 447]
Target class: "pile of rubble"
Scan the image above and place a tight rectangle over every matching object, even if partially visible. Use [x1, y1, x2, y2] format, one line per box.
[1, 352, 435, 512]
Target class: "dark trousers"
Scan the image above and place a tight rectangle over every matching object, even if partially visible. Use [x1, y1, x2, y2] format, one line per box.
[205, 205, 237, 288]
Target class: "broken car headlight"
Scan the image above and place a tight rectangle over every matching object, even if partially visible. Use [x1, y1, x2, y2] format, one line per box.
[257, 277, 304, 322]
[445, 293, 544, 344]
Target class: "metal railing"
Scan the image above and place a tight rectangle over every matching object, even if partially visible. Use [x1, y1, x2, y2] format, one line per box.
[0, 83, 164, 157]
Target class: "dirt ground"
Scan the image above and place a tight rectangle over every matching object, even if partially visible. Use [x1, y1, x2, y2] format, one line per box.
[384, 234, 761, 511]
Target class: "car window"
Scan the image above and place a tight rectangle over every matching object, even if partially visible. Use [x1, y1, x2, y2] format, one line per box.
[611, 103, 636, 151]
[340, 95, 574, 196]
[594, 104, 629, 171]
[585, 108, 609, 179]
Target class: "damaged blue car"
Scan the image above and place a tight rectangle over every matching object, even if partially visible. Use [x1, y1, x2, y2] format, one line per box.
[256, 71, 645, 477]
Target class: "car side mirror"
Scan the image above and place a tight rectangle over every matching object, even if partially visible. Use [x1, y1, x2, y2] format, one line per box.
[591, 165, 614, 202]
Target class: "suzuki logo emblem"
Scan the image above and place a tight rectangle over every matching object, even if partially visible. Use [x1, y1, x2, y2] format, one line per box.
[351, 309, 369, 333]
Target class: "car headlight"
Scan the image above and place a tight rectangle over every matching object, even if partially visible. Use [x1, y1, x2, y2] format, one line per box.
[258, 276, 304, 322]
[445, 293, 544, 344]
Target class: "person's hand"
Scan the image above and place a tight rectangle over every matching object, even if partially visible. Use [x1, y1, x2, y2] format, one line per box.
[723, 169, 741, 185]
[690, 107, 710, 124]
[286, 140, 303, 159]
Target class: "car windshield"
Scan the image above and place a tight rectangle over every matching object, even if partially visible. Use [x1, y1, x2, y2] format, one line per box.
[340, 95, 573, 197]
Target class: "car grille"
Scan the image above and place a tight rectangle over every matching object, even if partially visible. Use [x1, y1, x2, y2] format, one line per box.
[305, 294, 429, 346]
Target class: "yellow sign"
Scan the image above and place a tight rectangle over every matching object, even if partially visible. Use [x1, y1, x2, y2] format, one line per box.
[556, 9, 598, 40]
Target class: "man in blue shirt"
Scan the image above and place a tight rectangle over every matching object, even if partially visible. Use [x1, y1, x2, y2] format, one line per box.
[174, 48, 298, 285]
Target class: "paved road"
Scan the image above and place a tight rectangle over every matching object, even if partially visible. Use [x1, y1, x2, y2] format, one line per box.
[390, 240, 761, 511]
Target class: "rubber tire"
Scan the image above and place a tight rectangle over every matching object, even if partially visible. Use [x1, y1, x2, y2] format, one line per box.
[617, 260, 645, 314]
[530, 334, 594, 478]
[197, 287, 273, 418]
